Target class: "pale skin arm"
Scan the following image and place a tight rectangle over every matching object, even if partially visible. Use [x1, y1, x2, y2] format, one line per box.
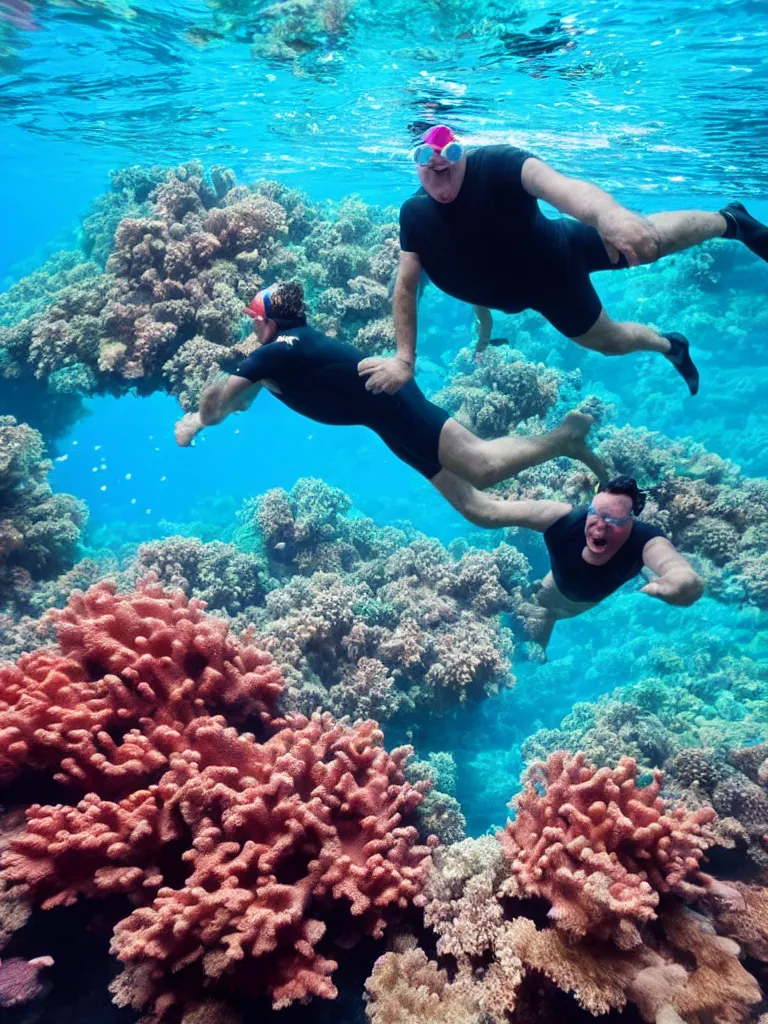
[639, 536, 704, 606]
[358, 249, 422, 395]
[520, 157, 661, 266]
[174, 374, 261, 447]
[392, 249, 422, 367]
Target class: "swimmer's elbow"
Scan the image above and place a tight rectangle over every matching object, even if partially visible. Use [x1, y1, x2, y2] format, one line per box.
[687, 573, 705, 604]
[199, 380, 227, 426]
[395, 273, 420, 300]
[680, 571, 704, 606]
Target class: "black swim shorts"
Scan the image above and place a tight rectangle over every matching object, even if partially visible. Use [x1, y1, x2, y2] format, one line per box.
[530, 220, 629, 338]
[371, 381, 451, 480]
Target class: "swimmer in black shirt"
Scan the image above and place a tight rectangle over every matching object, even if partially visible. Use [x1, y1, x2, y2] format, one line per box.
[358, 124, 768, 400]
[174, 281, 608, 528]
[515, 476, 703, 653]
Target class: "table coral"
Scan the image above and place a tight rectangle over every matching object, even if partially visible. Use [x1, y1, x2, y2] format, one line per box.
[0, 954, 54, 1008]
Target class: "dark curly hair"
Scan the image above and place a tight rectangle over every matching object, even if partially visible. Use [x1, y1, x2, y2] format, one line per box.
[268, 280, 305, 323]
[598, 475, 647, 516]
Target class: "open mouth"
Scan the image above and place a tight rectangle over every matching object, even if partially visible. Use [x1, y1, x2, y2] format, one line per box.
[590, 535, 608, 550]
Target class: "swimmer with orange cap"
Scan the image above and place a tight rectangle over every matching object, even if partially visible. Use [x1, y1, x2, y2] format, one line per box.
[175, 279, 607, 533]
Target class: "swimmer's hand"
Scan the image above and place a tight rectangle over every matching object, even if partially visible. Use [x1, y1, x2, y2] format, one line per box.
[175, 412, 203, 447]
[640, 569, 703, 607]
[357, 356, 414, 395]
[597, 207, 661, 267]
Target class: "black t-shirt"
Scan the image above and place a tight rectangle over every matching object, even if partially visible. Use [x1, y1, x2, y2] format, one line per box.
[399, 144, 566, 312]
[232, 326, 377, 425]
[231, 325, 451, 479]
[544, 507, 666, 604]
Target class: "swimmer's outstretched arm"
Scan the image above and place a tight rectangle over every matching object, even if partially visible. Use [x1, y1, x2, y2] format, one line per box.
[359, 250, 420, 395]
[520, 157, 660, 267]
[174, 374, 261, 447]
[639, 537, 704, 606]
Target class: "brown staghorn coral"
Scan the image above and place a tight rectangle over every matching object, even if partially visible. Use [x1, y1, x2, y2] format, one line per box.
[0, 167, 401, 437]
[0, 416, 86, 612]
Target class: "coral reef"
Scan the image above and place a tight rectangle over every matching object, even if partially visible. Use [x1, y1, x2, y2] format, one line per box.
[0, 167, 399, 438]
[135, 534, 271, 613]
[395, 752, 766, 1024]
[254, 535, 523, 725]
[0, 581, 434, 1020]
[432, 345, 563, 439]
[406, 752, 467, 845]
[0, 416, 86, 613]
[522, 634, 768, 776]
[665, 741, 768, 871]
[223, 479, 527, 726]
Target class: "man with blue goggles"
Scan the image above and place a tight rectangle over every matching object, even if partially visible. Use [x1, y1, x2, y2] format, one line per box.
[358, 122, 768, 400]
[509, 475, 703, 654]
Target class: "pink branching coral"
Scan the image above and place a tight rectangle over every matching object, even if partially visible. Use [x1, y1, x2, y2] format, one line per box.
[0, 580, 283, 791]
[500, 751, 717, 948]
[0, 581, 434, 1020]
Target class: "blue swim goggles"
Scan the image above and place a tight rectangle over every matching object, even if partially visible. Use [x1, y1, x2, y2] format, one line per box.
[412, 140, 465, 166]
[587, 504, 634, 527]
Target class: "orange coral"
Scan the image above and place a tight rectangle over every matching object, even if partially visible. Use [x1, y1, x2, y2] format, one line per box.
[501, 751, 716, 947]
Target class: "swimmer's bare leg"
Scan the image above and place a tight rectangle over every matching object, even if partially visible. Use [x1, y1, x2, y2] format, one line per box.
[572, 311, 699, 396]
[474, 305, 492, 354]
[524, 602, 558, 656]
[175, 412, 204, 447]
[645, 210, 729, 256]
[474, 305, 510, 356]
[438, 410, 607, 488]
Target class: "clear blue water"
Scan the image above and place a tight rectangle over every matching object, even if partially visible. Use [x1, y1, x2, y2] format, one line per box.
[1, 1, 767, 1021]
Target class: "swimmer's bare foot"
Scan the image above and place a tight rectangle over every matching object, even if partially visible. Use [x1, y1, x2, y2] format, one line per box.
[559, 410, 608, 483]
[175, 412, 203, 447]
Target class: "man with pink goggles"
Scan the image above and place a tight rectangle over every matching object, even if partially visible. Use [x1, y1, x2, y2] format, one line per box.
[411, 124, 465, 167]
[357, 122, 768, 403]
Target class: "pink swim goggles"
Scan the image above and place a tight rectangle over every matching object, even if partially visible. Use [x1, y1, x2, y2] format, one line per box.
[412, 124, 464, 166]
